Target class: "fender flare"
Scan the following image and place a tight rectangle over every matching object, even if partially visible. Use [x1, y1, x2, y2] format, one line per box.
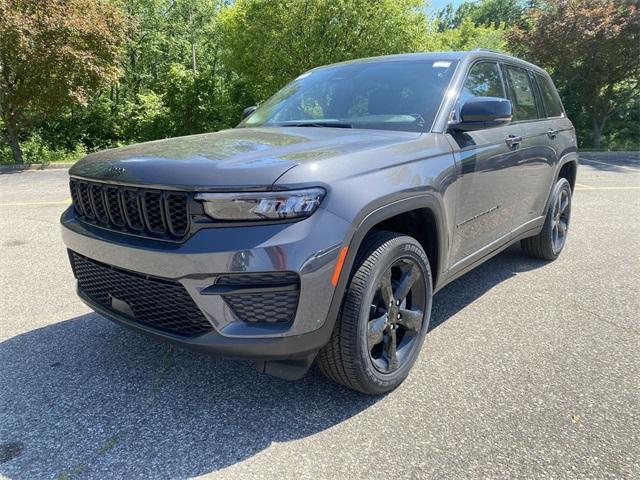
[543, 149, 579, 216]
[321, 193, 448, 337]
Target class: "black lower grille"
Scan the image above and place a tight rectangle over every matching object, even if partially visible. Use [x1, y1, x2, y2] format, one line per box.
[224, 292, 299, 324]
[217, 272, 300, 324]
[70, 252, 212, 337]
[69, 179, 190, 241]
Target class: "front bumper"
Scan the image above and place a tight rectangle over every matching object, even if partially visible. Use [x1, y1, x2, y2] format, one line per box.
[61, 206, 354, 359]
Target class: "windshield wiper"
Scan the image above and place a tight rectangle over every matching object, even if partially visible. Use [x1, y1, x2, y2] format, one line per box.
[273, 120, 352, 129]
[409, 114, 426, 128]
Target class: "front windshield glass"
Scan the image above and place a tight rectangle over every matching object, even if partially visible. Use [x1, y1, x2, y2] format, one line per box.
[241, 59, 459, 133]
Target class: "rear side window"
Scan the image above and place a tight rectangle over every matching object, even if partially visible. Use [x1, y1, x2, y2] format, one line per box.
[535, 73, 564, 118]
[504, 65, 539, 121]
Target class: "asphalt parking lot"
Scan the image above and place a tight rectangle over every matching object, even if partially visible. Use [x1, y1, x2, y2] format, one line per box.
[1, 153, 639, 479]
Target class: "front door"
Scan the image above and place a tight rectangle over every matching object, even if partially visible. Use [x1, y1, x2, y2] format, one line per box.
[447, 61, 525, 267]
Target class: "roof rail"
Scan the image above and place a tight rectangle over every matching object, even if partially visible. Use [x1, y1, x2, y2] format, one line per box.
[472, 48, 504, 54]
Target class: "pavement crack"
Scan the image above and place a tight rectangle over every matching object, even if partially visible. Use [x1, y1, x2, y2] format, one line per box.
[572, 303, 639, 336]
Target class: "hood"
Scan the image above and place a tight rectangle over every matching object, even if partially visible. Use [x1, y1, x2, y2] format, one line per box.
[70, 127, 419, 189]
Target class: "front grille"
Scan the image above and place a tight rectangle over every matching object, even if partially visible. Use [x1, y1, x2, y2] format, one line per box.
[217, 272, 300, 324]
[69, 179, 190, 240]
[70, 252, 212, 337]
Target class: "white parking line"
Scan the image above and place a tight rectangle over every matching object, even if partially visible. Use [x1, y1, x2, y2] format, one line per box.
[580, 158, 640, 172]
[0, 199, 71, 206]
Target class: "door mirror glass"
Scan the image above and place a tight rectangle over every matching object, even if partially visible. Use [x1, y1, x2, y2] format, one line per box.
[452, 97, 512, 131]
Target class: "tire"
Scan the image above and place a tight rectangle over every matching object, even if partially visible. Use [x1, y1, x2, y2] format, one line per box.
[317, 231, 433, 395]
[521, 177, 572, 260]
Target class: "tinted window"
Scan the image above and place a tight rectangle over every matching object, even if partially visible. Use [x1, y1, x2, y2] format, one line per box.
[535, 73, 564, 117]
[504, 65, 539, 121]
[242, 60, 459, 132]
[463, 62, 505, 99]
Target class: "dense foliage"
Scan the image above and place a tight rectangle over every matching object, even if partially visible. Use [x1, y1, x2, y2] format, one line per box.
[0, 0, 638, 163]
[508, 0, 640, 148]
[0, 0, 126, 163]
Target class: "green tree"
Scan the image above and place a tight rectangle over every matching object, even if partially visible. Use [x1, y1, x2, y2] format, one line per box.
[508, 0, 640, 148]
[0, 0, 127, 163]
[219, 0, 428, 101]
[436, 0, 534, 30]
[427, 17, 507, 52]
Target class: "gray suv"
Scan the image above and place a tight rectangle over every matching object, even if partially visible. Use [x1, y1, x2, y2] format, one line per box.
[61, 50, 577, 394]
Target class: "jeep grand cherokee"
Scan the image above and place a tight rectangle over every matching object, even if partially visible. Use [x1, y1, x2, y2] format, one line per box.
[61, 50, 577, 394]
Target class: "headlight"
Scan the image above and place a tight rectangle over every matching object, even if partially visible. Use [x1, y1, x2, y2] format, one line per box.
[194, 188, 325, 221]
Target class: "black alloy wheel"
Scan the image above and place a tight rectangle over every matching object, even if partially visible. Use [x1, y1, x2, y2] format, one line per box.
[521, 177, 572, 261]
[367, 257, 427, 374]
[317, 231, 432, 395]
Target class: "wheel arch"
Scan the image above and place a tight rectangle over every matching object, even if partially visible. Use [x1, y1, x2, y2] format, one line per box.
[557, 155, 578, 192]
[543, 151, 578, 216]
[323, 194, 448, 336]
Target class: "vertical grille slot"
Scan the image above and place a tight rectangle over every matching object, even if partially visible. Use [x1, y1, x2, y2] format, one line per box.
[122, 189, 144, 231]
[68, 179, 191, 241]
[166, 193, 190, 236]
[105, 186, 125, 227]
[90, 184, 109, 223]
[78, 182, 95, 219]
[142, 191, 167, 234]
[70, 180, 83, 215]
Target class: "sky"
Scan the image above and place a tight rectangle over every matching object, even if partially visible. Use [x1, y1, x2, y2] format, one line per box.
[426, 0, 467, 13]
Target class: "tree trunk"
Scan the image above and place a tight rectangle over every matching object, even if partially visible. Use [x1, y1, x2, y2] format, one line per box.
[191, 42, 197, 73]
[4, 119, 23, 164]
[592, 115, 608, 149]
[189, 6, 197, 73]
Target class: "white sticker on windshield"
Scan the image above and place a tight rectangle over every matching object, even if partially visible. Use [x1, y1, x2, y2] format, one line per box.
[433, 61, 451, 68]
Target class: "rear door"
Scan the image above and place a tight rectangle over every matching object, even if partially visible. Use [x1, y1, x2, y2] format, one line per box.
[448, 60, 526, 267]
[530, 71, 575, 214]
[501, 64, 557, 222]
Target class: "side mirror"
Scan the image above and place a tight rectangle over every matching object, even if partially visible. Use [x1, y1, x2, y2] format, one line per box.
[451, 97, 512, 131]
[241, 105, 257, 121]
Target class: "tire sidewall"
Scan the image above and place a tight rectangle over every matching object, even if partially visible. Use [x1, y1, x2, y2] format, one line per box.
[544, 178, 572, 258]
[353, 237, 432, 393]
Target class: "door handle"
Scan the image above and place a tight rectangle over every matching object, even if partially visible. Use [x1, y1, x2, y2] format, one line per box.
[505, 134, 523, 149]
[547, 129, 558, 139]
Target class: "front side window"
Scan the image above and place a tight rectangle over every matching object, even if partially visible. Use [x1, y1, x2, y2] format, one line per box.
[504, 65, 539, 121]
[462, 61, 505, 101]
[241, 60, 459, 133]
[535, 73, 564, 118]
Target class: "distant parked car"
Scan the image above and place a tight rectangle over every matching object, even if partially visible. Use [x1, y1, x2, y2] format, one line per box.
[61, 50, 577, 394]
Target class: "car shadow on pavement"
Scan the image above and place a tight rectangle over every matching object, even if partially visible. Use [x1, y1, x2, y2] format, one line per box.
[429, 244, 548, 331]
[0, 314, 379, 479]
[0, 246, 547, 479]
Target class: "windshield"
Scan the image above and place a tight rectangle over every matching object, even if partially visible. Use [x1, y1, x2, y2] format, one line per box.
[240, 59, 459, 133]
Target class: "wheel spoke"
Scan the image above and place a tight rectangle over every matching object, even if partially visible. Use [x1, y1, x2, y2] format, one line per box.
[385, 328, 399, 371]
[558, 219, 568, 235]
[380, 269, 394, 305]
[394, 263, 420, 301]
[560, 192, 569, 213]
[367, 314, 387, 350]
[398, 308, 423, 335]
[552, 225, 559, 246]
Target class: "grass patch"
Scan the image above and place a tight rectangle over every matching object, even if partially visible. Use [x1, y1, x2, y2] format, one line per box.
[0, 134, 86, 165]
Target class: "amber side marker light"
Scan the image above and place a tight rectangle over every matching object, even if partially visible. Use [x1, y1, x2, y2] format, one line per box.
[331, 246, 349, 287]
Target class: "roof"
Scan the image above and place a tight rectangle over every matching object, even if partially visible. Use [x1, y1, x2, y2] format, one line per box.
[315, 50, 546, 74]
